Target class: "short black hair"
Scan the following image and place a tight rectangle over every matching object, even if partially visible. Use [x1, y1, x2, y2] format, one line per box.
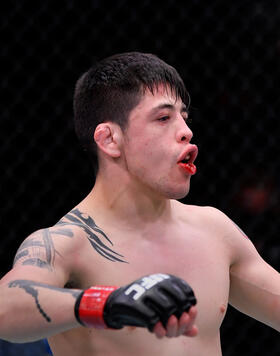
[74, 52, 190, 174]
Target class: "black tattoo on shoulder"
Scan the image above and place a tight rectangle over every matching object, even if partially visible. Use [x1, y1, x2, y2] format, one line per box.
[13, 226, 74, 269]
[22, 258, 50, 269]
[9, 280, 80, 323]
[59, 208, 127, 263]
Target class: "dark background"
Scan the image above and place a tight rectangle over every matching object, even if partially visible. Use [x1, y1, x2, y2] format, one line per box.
[1, 1, 280, 355]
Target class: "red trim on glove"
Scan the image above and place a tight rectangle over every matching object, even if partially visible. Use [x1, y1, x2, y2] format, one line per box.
[78, 286, 118, 328]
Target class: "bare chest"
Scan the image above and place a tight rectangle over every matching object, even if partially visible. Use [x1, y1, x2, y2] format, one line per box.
[77, 225, 230, 335]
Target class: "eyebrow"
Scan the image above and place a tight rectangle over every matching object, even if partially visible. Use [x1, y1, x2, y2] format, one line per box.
[149, 103, 188, 115]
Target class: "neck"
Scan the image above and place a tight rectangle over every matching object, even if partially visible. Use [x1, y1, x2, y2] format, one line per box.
[82, 170, 172, 226]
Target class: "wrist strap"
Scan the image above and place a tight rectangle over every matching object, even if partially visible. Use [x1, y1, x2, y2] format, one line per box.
[75, 286, 118, 328]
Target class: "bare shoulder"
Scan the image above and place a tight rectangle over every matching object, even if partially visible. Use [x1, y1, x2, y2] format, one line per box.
[6, 208, 89, 286]
[14, 209, 87, 267]
[2, 206, 120, 288]
[173, 200, 249, 241]
[173, 200, 254, 263]
[173, 200, 227, 226]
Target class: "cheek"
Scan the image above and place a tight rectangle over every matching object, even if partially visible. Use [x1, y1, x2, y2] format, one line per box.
[127, 138, 159, 162]
[126, 145, 166, 180]
[124, 133, 173, 175]
[139, 145, 169, 173]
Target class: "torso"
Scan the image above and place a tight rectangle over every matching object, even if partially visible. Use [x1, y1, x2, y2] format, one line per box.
[49, 201, 231, 356]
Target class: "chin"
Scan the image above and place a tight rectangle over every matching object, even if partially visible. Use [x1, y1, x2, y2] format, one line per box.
[162, 185, 190, 200]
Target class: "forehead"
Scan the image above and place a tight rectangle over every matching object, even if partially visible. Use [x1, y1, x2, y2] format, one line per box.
[131, 84, 184, 115]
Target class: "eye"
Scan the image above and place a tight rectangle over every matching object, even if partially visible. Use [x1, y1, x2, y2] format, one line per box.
[158, 116, 170, 122]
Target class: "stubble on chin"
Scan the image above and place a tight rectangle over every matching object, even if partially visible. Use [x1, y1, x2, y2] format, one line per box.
[156, 177, 190, 200]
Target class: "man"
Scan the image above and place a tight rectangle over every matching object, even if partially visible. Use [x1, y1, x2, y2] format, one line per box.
[0, 52, 279, 356]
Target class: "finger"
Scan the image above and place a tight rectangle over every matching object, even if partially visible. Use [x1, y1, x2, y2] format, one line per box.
[177, 312, 191, 335]
[178, 307, 196, 329]
[187, 306, 197, 320]
[165, 315, 179, 337]
[178, 307, 198, 337]
[153, 321, 167, 339]
[184, 324, 198, 337]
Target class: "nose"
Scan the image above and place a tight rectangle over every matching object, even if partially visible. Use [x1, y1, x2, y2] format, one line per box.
[176, 118, 193, 143]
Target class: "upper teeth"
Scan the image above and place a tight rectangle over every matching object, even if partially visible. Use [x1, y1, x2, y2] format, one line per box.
[185, 154, 190, 161]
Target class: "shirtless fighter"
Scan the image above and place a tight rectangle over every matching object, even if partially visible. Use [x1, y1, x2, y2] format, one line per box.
[0, 52, 279, 356]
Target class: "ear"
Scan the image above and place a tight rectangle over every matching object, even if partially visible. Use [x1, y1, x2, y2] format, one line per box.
[94, 123, 122, 158]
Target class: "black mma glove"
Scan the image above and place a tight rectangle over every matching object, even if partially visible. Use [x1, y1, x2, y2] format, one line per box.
[75, 273, 196, 331]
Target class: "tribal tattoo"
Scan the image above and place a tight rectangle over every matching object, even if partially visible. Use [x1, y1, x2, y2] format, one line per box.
[13, 226, 74, 270]
[8, 280, 80, 323]
[14, 208, 127, 270]
[58, 208, 127, 263]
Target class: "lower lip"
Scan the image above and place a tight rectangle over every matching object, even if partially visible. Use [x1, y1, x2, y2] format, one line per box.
[178, 162, 197, 175]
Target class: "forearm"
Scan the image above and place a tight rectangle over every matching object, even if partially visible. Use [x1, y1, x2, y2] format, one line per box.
[0, 273, 199, 343]
[0, 279, 81, 343]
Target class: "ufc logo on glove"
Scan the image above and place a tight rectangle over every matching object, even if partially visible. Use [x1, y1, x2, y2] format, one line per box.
[124, 274, 170, 300]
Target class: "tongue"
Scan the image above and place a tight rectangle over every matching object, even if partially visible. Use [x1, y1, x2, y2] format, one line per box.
[179, 162, 197, 175]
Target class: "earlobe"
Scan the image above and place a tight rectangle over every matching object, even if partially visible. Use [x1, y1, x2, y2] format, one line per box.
[94, 123, 121, 158]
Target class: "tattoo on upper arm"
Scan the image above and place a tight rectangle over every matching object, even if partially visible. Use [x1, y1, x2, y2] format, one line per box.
[14, 208, 127, 269]
[13, 226, 74, 270]
[9, 280, 80, 323]
[59, 208, 127, 263]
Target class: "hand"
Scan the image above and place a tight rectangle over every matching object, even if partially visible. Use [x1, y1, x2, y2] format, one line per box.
[104, 273, 197, 332]
[153, 306, 198, 338]
[76, 273, 197, 334]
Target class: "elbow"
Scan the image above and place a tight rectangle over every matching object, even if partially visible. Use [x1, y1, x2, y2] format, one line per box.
[0, 305, 39, 343]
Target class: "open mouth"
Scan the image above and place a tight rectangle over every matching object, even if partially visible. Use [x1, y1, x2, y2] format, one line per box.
[177, 146, 198, 175]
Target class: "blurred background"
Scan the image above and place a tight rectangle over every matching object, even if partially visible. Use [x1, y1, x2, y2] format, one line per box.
[1, 0, 280, 355]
